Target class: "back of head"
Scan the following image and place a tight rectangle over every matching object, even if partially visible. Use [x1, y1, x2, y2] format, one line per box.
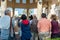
[21, 14, 29, 25]
[41, 13, 46, 18]
[51, 14, 57, 21]
[33, 15, 37, 19]
[5, 9, 11, 15]
[21, 14, 27, 20]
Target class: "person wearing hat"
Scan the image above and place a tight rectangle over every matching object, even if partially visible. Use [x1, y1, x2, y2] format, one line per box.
[0, 9, 11, 40]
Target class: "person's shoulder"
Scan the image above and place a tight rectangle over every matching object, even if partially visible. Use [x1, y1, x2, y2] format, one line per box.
[1, 16, 10, 19]
[45, 19, 51, 23]
[3, 15, 10, 19]
[46, 19, 50, 21]
[37, 20, 41, 23]
[4, 15, 9, 17]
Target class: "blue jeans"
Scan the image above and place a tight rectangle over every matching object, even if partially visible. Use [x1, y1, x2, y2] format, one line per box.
[1, 29, 9, 40]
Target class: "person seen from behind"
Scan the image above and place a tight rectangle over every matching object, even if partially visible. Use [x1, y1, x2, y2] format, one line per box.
[0, 10, 11, 40]
[20, 14, 32, 40]
[30, 15, 38, 40]
[51, 14, 60, 38]
[37, 13, 51, 40]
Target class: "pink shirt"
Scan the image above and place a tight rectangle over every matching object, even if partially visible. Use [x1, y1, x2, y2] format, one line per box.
[37, 18, 51, 32]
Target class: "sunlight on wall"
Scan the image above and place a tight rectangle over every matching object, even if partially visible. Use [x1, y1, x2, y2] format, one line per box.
[42, 7, 45, 13]
[50, 4, 56, 14]
[48, 4, 56, 20]
[1, 0, 7, 17]
[37, 1, 42, 20]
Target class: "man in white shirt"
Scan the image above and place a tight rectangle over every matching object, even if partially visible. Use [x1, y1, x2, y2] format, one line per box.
[0, 10, 11, 40]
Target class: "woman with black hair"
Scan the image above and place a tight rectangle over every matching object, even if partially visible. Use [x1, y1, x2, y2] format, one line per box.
[20, 14, 32, 40]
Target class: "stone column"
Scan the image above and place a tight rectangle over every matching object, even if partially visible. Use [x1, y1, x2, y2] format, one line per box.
[1, 0, 7, 17]
[37, 1, 42, 20]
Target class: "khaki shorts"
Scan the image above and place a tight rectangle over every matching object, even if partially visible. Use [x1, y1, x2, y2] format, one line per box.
[39, 32, 50, 40]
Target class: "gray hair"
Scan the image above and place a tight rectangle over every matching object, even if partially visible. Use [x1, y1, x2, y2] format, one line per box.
[5, 10, 11, 15]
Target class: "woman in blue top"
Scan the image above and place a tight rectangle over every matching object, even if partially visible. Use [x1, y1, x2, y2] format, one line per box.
[20, 14, 32, 40]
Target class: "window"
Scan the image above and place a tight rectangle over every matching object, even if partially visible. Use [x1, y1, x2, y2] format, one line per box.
[15, 8, 27, 17]
[16, 0, 20, 3]
[8, 0, 12, 2]
[30, 0, 33, 3]
[22, 0, 26, 4]
[29, 9, 34, 15]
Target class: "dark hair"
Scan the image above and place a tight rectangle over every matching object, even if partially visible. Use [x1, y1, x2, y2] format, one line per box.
[41, 13, 46, 18]
[51, 15, 57, 20]
[29, 15, 33, 20]
[21, 14, 27, 20]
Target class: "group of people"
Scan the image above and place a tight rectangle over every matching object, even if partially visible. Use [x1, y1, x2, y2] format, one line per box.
[0, 9, 60, 40]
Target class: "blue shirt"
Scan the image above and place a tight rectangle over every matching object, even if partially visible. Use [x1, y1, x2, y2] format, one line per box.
[21, 22, 32, 39]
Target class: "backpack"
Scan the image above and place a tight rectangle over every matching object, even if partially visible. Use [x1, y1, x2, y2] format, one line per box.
[30, 19, 38, 33]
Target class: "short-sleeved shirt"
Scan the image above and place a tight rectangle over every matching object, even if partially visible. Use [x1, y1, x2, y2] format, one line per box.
[37, 18, 51, 32]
